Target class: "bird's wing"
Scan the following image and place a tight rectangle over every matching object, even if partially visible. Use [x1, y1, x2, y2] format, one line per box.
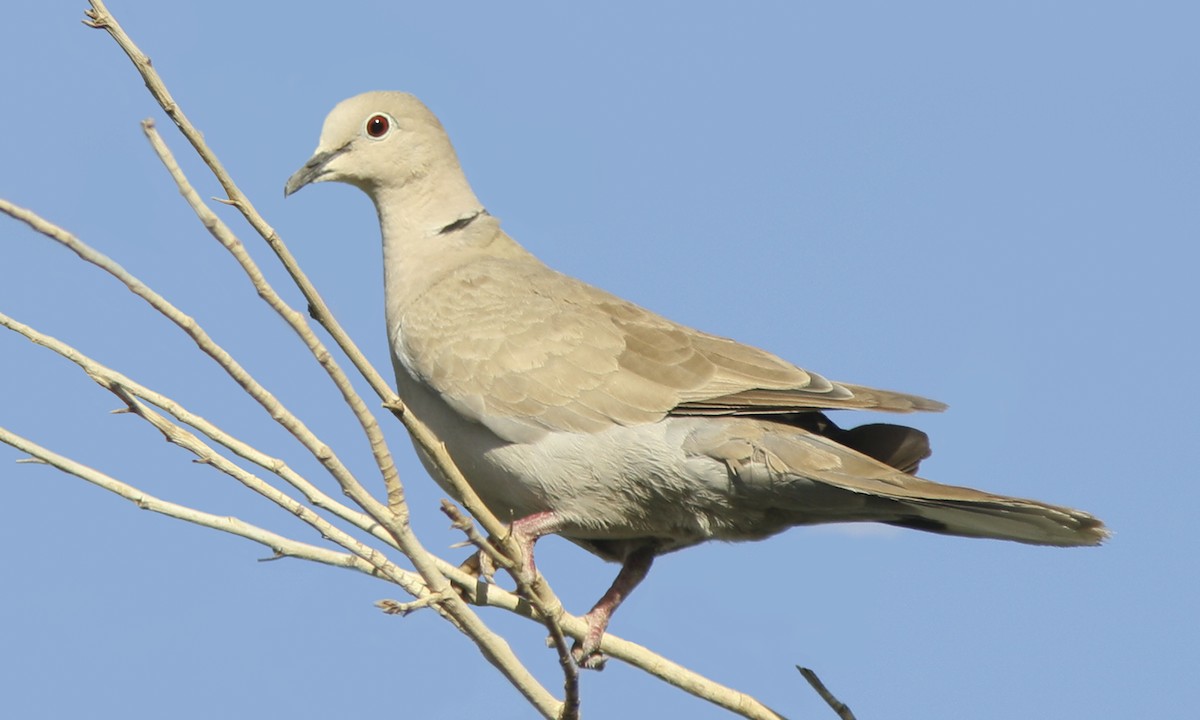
[399, 249, 944, 441]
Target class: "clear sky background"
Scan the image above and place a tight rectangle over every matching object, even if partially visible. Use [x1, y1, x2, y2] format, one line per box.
[2, 2, 1196, 718]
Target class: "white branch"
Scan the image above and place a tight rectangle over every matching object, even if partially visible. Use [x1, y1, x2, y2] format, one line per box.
[0, 195, 561, 719]
[0, 427, 371, 574]
[0, 2, 822, 718]
[0, 309, 397, 551]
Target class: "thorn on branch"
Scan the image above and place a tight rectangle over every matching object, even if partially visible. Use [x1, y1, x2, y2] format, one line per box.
[15, 457, 49, 465]
[258, 551, 287, 563]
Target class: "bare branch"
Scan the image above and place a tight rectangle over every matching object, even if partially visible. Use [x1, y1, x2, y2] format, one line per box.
[377, 594, 450, 618]
[106, 383, 425, 598]
[0, 3, 813, 717]
[0, 427, 371, 575]
[85, 0, 394, 406]
[798, 667, 855, 720]
[1, 195, 561, 719]
[0, 198, 375, 522]
[84, 11, 575, 709]
[2, 292, 783, 719]
[432, 551, 790, 720]
[440, 499, 511, 577]
[0, 308, 397, 551]
[84, 0, 532, 603]
[139, 119, 408, 518]
[441, 501, 579, 719]
[132, 114, 568, 712]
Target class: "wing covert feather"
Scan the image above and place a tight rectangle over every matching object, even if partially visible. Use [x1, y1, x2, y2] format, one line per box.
[399, 254, 944, 439]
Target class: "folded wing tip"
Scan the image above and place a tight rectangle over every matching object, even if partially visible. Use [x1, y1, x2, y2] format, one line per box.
[918, 398, 950, 413]
[1076, 517, 1111, 546]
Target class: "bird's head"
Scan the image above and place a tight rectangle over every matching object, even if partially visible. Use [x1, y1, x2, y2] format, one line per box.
[284, 91, 461, 198]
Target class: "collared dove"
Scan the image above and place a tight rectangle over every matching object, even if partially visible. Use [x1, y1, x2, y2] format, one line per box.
[285, 91, 1107, 668]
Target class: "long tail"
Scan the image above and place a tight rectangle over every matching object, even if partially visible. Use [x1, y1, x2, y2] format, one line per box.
[736, 422, 1110, 547]
[874, 490, 1107, 546]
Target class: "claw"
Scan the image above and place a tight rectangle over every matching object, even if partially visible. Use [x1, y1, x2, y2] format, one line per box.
[477, 550, 497, 582]
[500, 517, 660, 671]
[571, 609, 611, 670]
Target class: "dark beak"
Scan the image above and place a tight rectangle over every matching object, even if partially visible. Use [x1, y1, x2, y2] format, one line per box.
[284, 145, 349, 197]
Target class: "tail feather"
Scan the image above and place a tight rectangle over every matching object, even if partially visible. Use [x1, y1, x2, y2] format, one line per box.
[880, 495, 1108, 547]
[746, 424, 1109, 547]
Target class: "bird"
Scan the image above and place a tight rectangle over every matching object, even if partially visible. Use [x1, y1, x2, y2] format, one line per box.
[285, 91, 1107, 668]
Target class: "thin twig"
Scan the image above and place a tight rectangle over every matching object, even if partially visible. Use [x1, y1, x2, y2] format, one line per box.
[440, 499, 511, 576]
[441, 502, 579, 717]
[0, 308, 398, 551]
[0, 268, 487, 601]
[125, 14, 575, 710]
[134, 113, 567, 711]
[0, 197, 415, 558]
[0, 427, 372, 574]
[84, 1, 394, 406]
[0, 282, 786, 720]
[0, 198, 370, 518]
[86, 0, 529, 596]
[88, 7, 575, 713]
[384, 402, 540, 580]
[140, 118, 408, 518]
[0, 300, 780, 720]
[1, 195, 560, 719]
[107, 382, 426, 598]
[377, 594, 450, 618]
[798, 667, 856, 720]
[0, 3, 807, 717]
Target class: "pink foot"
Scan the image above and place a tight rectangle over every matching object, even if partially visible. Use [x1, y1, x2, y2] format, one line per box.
[506, 511, 561, 580]
[570, 544, 656, 670]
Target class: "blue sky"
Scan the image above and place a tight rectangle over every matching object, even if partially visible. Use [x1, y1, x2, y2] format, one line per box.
[2, 2, 1196, 718]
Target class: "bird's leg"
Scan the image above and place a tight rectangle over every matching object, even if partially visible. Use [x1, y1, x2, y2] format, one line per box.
[506, 510, 563, 580]
[453, 512, 562, 605]
[574, 543, 656, 670]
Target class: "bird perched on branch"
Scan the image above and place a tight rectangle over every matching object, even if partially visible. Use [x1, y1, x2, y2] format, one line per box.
[285, 91, 1107, 668]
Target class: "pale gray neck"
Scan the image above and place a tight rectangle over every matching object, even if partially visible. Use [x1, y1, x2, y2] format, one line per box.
[377, 165, 483, 277]
[376, 168, 484, 241]
[376, 170, 486, 345]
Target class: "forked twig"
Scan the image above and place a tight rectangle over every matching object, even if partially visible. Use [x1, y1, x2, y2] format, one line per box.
[0, 193, 561, 719]
[0, 308, 396, 550]
[0, 427, 371, 574]
[441, 501, 580, 713]
[0, 200, 787, 718]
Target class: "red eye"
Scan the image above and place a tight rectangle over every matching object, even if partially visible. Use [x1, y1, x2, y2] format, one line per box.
[366, 114, 390, 138]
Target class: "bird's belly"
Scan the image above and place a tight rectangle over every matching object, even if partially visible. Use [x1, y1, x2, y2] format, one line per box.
[473, 421, 731, 539]
[397, 398, 762, 546]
